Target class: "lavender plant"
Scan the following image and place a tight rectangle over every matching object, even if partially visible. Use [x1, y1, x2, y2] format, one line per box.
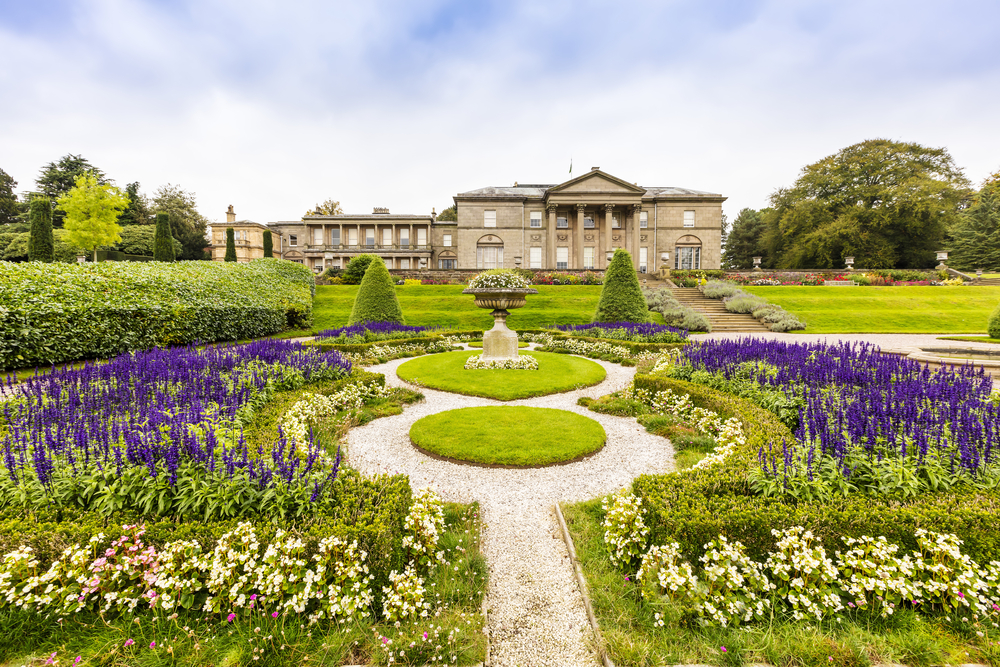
[555, 321, 688, 343]
[315, 321, 430, 343]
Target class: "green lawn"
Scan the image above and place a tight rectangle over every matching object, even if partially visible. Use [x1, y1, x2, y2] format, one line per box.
[743, 286, 1000, 333]
[410, 406, 605, 466]
[396, 350, 606, 400]
[309, 285, 666, 332]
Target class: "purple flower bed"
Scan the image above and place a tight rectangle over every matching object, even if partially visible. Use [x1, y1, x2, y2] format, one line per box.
[679, 338, 997, 492]
[315, 321, 430, 341]
[556, 322, 689, 342]
[1, 340, 351, 499]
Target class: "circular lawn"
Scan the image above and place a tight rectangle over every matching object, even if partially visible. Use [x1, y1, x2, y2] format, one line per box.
[396, 350, 606, 400]
[409, 406, 606, 467]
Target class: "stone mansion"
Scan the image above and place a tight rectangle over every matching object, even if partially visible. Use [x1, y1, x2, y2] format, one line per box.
[209, 169, 726, 273]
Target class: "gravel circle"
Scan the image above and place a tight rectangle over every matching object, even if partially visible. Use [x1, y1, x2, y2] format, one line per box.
[347, 347, 674, 667]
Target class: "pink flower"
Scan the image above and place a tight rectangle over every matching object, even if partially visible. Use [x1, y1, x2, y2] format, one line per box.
[271, 611, 279, 618]
[721, 646, 727, 653]
[74, 658, 82, 665]
[958, 592, 965, 598]
[382, 637, 389, 645]
[149, 641, 156, 649]
[423, 632, 428, 640]
[123, 639, 134, 648]
[250, 594, 257, 601]
[227, 613, 236, 623]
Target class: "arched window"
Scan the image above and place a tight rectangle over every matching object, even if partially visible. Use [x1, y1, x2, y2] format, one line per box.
[476, 235, 504, 269]
[674, 235, 702, 270]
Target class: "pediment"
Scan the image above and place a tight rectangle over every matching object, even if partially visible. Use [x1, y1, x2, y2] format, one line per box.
[546, 170, 645, 196]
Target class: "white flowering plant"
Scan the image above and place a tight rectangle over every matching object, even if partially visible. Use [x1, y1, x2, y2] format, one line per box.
[463, 354, 539, 370]
[602, 490, 649, 570]
[466, 270, 531, 290]
[402, 487, 447, 569]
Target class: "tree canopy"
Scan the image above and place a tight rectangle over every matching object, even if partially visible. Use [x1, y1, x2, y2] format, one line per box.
[151, 184, 210, 260]
[0, 168, 19, 227]
[437, 205, 457, 221]
[37, 154, 108, 226]
[759, 139, 971, 269]
[118, 182, 152, 226]
[948, 171, 1000, 271]
[115, 224, 182, 258]
[305, 199, 343, 216]
[57, 174, 128, 260]
[721, 208, 767, 269]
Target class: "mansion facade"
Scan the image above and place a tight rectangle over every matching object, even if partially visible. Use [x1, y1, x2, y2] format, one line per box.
[209, 169, 726, 273]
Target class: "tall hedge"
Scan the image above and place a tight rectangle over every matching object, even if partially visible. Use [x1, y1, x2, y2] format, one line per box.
[593, 249, 648, 323]
[224, 228, 237, 262]
[989, 303, 1000, 338]
[263, 230, 273, 258]
[348, 257, 405, 325]
[27, 197, 54, 263]
[152, 212, 175, 262]
[0, 258, 314, 370]
[343, 254, 377, 284]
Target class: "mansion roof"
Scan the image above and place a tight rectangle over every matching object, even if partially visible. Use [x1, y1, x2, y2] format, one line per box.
[456, 185, 720, 198]
[455, 169, 724, 202]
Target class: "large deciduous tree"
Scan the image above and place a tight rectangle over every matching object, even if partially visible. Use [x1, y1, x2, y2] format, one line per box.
[119, 182, 152, 226]
[27, 196, 54, 262]
[759, 140, 971, 269]
[0, 168, 20, 227]
[436, 205, 457, 221]
[948, 171, 1000, 271]
[151, 184, 210, 260]
[36, 154, 108, 227]
[114, 225, 182, 257]
[305, 199, 343, 216]
[721, 208, 767, 269]
[57, 174, 129, 261]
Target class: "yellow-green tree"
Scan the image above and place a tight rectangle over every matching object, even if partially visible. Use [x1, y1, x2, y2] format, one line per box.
[57, 174, 129, 261]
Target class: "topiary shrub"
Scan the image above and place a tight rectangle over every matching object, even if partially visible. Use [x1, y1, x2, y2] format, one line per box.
[348, 257, 405, 325]
[153, 212, 176, 262]
[989, 303, 1000, 338]
[27, 196, 54, 263]
[593, 249, 648, 323]
[224, 228, 237, 262]
[343, 254, 377, 284]
[263, 230, 273, 258]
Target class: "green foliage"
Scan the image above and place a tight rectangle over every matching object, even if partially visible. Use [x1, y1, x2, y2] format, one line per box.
[224, 227, 236, 262]
[35, 154, 107, 227]
[263, 229, 273, 257]
[760, 140, 971, 269]
[27, 196, 53, 262]
[988, 301, 1000, 338]
[0, 258, 314, 370]
[304, 198, 343, 217]
[113, 224, 181, 257]
[343, 253, 377, 284]
[593, 249, 649, 323]
[722, 208, 768, 269]
[152, 211, 175, 262]
[948, 174, 1000, 271]
[437, 205, 457, 221]
[151, 184, 211, 260]
[0, 167, 19, 226]
[117, 181, 151, 226]
[349, 257, 405, 324]
[57, 174, 129, 259]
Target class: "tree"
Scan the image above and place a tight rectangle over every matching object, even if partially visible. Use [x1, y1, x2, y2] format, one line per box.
[0, 168, 19, 227]
[114, 225, 181, 257]
[305, 199, 343, 216]
[57, 174, 128, 261]
[151, 184, 210, 260]
[437, 205, 457, 221]
[722, 208, 768, 269]
[153, 212, 176, 262]
[759, 139, 971, 269]
[348, 257, 405, 324]
[36, 154, 108, 227]
[948, 171, 1000, 271]
[118, 182, 152, 226]
[343, 254, 377, 284]
[593, 249, 648, 323]
[263, 230, 273, 258]
[224, 228, 237, 262]
[27, 196, 54, 262]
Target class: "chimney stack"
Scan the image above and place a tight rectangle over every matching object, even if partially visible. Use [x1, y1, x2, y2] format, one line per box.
[226, 205, 236, 223]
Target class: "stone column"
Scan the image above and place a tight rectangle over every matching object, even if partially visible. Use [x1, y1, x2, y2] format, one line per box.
[409, 224, 414, 250]
[338, 224, 343, 249]
[602, 204, 613, 268]
[546, 204, 557, 269]
[633, 204, 643, 265]
[575, 203, 586, 269]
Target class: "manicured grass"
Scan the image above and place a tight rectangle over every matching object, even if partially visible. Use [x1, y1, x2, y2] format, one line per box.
[938, 335, 1000, 344]
[743, 286, 1000, 333]
[410, 406, 605, 466]
[309, 285, 668, 332]
[467, 340, 529, 348]
[396, 350, 606, 400]
[561, 499, 1000, 667]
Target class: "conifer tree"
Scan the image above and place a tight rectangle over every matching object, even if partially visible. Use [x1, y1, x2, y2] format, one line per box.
[153, 212, 176, 262]
[263, 230, 273, 258]
[27, 196, 54, 262]
[593, 249, 649, 323]
[348, 257, 404, 324]
[224, 228, 237, 262]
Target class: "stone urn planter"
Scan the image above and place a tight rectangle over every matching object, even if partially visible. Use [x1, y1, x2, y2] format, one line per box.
[461, 287, 538, 360]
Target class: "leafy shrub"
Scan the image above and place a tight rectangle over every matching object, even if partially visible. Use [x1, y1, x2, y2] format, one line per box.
[594, 249, 649, 323]
[701, 281, 741, 299]
[224, 227, 236, 262]
[989, 302, 1000, 338]
[700, 281, 806, 331]
[349, 257, 405, 325]
[343, 254, 377, 284]
[263, 230, 273, 258]
[644, 287, 711, 332]
[0, 258, 314, 370]
[153, 212, 175, 262]
[27, 196, 54, 263]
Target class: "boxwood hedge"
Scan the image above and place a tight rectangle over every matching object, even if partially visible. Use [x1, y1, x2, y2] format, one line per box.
[630, 374, 1000, 565]
[0, 258, 314, 371]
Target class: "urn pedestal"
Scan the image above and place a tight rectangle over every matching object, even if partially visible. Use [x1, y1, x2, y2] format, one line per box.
[461, 288, 538, 360]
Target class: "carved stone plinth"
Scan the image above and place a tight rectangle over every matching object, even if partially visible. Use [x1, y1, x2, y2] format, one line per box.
[461, 287, 539, 360]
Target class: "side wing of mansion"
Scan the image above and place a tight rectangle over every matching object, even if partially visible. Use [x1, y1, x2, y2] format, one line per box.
[209, 168, 726, 273]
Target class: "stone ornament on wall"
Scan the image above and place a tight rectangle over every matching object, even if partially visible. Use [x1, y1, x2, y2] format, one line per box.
[612, 235, 622, 242]
[641, 235, 648, 242]
[584, 234, 595, 241]
[530, 235, 541, 241]
[557, 234, 569, 241]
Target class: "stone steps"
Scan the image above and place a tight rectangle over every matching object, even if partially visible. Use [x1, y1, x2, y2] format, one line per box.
[668, 287, 770, 332]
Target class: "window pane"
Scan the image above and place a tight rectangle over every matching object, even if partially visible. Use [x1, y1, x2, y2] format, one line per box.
[484, 210, 496, 227]
[583, 247, 594, 269]
[417, 228, 427, 246]
[694, 247, 701, 270]
[289, 235, 297, 246]
[443, 234, 452, 247]
[639, 247, 647, 273]
[612, 217, 620, 228]
[584, 217, 594, 229]
[556, 247, 568, 270]
[530, 247, 542, 269]
[330, 229, 340, 246]
[684, 210, 695, 228]
[348, 228, 358, 246]
[399, 230, 409, 246]
[314, 228, 323, 244]
[640, 212, 648, 229]
[530, 212, 542, 228]
[400, 258, 410, 269]
[557, 217, 568, 229]
[365, 229, 374, 247]
[382, 228, 392, 245]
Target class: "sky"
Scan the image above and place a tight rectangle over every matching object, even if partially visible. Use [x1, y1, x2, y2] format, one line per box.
[1, 0, 999, 225]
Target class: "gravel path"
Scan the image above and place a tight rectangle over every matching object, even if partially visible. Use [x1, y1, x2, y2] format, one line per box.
[347, 347, 675, 667]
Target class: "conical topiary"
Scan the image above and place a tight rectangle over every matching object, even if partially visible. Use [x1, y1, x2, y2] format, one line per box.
[224, 227, 237, 262]
[153, 212, 176, 262]
[263, 230, 273, 258]
[27, 196, 54, 262]
[989, 302, 1000, 338]
[593, 248, 649, 323]
[348, 257, 405, 324]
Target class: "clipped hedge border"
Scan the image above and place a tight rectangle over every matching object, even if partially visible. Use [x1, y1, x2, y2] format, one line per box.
[630, 374, 1000, 564]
